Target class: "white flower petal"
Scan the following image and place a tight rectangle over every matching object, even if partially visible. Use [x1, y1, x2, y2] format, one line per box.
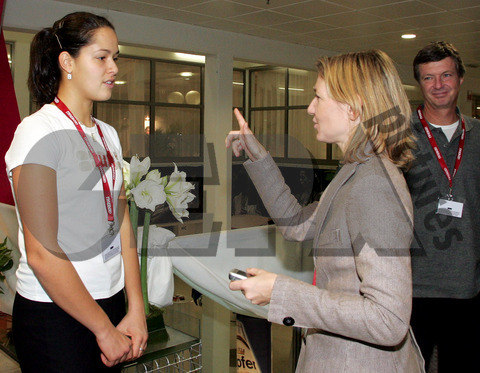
[130, 156, 151, 186]
[131, 180, 166, 211]
[146, 169, 162, 184]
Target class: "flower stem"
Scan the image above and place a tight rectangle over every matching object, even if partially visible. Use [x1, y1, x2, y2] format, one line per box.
[141, 211, 151, 316]
[129, 200, 139, 243]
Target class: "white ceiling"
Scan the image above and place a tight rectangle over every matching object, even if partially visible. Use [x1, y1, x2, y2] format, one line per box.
[54, 0, 480, 72]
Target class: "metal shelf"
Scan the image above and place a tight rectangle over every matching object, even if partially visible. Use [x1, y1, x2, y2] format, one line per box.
[122, 326, 202, 373]
[123, 341, 201, 373]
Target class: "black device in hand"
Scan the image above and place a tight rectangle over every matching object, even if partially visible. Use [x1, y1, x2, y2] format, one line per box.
[229, 268, 248, 281]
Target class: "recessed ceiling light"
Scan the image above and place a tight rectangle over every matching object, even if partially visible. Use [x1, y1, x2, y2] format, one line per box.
[402, 34, 416, 39]
[180, 72, 193, 77]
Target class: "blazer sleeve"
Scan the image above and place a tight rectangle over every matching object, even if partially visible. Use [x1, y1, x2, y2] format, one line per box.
[268, 168, 414, 347]
[244, 153, 320, 242]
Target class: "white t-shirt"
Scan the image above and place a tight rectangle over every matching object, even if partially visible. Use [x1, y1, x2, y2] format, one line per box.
[430, 120, 459, 142]
[5, 104, 125, 302]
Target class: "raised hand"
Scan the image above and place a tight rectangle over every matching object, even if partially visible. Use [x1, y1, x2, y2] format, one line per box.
[225, 108, 268, 162]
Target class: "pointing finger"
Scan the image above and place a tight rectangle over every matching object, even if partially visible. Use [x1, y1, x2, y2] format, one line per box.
[234, 108, 247, 127]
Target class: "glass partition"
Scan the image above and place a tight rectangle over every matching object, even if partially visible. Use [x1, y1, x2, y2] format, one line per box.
[152, 107, 201, 159]
[94, 56, 204, 161]
[288, 109, 327, 159]
[96, 103, 150, 158]
[251, 68, 286, 108]
[112, 57, 150, 102]
[155, 62, 201, 105]
[248, 66, 337, 165]
[288, 69, 317, 106]
[250, 110, 285, 158]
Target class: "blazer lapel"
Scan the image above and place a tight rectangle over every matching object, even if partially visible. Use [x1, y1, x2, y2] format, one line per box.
[312, 162, 358, 261]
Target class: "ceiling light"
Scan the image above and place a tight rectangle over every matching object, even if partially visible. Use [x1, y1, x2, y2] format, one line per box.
[401, 34, 416, 39]
[174, 53, 205, 63]
[403, 84, 418, 91]
[279, 87, 304, 92]
[115, 81, 127, 85]
[180, 72, 193, 77]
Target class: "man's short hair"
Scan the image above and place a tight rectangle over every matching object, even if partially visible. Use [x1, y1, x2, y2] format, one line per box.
[413, 41, 465, 82]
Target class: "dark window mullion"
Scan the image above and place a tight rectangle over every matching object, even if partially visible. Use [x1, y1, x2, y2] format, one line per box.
[149, 59, 156, 156]
[284, 69, 290, 159]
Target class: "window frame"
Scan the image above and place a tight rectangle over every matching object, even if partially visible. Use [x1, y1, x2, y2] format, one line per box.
[93, 54, 205, 164]
[247, 65, 338, 166]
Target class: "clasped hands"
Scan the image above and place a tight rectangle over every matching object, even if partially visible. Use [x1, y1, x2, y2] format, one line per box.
[98, 311, 148, 367]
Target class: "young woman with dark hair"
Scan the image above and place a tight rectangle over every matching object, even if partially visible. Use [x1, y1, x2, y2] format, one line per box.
[5, 12, 147, 372]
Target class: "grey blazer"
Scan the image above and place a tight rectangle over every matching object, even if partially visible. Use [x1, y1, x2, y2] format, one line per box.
[245, 154, 425, 373]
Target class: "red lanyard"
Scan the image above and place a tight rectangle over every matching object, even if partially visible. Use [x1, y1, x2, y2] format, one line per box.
[417, 106, 465, 194]
[54, 97, 116, 231]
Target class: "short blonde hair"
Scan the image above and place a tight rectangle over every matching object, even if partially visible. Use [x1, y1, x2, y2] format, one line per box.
[316, 50, 415, 169]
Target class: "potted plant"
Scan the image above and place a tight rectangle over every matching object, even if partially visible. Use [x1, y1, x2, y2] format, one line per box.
[0, 237, 14, 339]
[0, 238, 13, 296]
[122, 156, 195, 319]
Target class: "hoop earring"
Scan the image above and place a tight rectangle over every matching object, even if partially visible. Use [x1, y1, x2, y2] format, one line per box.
[67, 73, 72, 80]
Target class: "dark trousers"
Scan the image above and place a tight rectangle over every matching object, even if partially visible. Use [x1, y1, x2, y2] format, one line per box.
[12, 290, 126, 373]
[411, 294, 480, 372]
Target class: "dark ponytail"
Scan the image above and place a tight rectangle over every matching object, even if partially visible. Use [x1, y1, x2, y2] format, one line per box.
[28, 12, 115, 106]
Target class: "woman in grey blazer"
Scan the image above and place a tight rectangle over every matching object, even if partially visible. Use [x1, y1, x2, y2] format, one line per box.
[226, 50, 425, 372]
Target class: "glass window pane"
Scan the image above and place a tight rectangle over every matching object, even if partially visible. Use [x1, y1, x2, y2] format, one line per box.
[289, 69, 317, 106]
[232, 108, 245, 131]
[251, 69, 286, 108]
[473, 95, 480, 119]
[152, 107, 201, 158]
[233, 70, 244, 108]
[155, 62, 201, 104]
[112, 57, 150, 101]
[96, 103, 150, 158]
[288, 109, 326, 159]
[251, 110, 285, 158]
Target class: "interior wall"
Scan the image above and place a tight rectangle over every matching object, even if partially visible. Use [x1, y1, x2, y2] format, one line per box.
[3, 2, 479, 372]
[5, 0, 479, 118]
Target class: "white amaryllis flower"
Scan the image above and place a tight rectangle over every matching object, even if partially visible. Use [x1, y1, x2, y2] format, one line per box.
[145, 169, 168, 187]
[167, 191, 196, 223]
[129, 156, 151, 186]
[122, 160, 131, 185]
[122, 160, 133, 201]
[165, 163, 195, 195]
[164, 163, 196, 222]
[131, 180, 166, 212]
[169, 163, 186, 183]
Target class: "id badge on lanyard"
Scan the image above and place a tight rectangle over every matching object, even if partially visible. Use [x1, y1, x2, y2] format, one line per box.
[417, 106, 465, 218]
[54, 97, 121, 261]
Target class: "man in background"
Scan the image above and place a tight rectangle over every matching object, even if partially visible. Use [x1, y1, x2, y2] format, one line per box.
[405, 41, 480, 372]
